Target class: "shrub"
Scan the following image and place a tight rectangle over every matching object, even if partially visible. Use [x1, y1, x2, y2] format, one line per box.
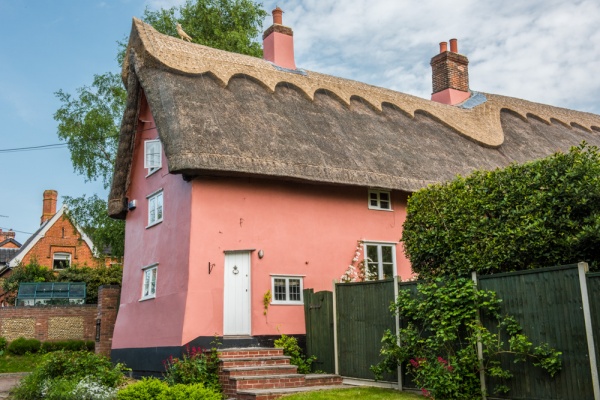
[274, 334, 316, 374]
[0, 337, 7, 351]
[7, 337, 41, 355]
[56, 264, 123, 304]
[42, 340, 95, 352]
[163, 345, 220, 392]
[1, 260, 55, 305]
[117, 378, 220, 400]
[403, 143, 600, 279]
[11, 351, 128, 400]
[117, 378, 167, 400]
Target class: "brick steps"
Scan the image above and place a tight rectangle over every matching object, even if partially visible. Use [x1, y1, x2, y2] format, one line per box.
[218, 348, 344, 400]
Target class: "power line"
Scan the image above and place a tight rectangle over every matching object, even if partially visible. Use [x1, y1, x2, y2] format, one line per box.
[0, 143, 68, 153]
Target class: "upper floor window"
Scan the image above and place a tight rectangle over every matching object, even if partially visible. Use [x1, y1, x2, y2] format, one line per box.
[368, 189, 391, 210]
[147, 190, 163, 227]
[271, 275, 304, 305]
[53, 253, 71, 270]
[141, 264, 158, 300]
[364, 242, 396, 280]
[144, 139, 162, 175]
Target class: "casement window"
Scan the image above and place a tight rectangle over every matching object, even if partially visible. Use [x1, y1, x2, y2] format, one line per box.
[53, 253, 71, 270]
[141, 264, 158, 300]
[147, 190, 164, 227]
[364, 242, 396, 280]
[144, 139, 162, 175]
[271, 275, 304, 305]
[368, 189, 391, 210]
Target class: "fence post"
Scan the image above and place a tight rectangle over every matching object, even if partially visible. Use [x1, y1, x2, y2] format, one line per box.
[578, 262, 600, 400]
[394, 275, 403, 390]
[332, 279, 339, 375]
[471, 271, 487, 400]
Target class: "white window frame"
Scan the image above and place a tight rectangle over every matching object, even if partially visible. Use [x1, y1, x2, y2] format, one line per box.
[144, 139, 162, 175]
[368, 189, 392, 211]
[147, 189, 164, 228]
[363, 242, 397, 280]
[52, 252, 71, 270]
[270, 275, 304, 305]
[140, 264, 158, 301]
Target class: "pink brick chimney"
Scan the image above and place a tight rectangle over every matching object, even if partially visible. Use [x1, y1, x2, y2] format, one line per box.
[41, 190, 58, 225]
[263, 7, 296, 70]
[431, 39, 470, 105]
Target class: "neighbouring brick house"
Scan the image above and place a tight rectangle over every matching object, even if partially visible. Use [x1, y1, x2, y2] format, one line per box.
[0, 190, 100, 306]
[0, 229, 20, 270]
[4, 190, 97, 271]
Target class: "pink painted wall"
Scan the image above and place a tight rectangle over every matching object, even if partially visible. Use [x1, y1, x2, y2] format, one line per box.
[112, 92, 412, 350]
[111, 95, 193, 350]
[181, 177, 409, 343]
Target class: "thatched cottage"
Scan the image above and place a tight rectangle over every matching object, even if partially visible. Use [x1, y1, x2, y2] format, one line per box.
[108, 9, 600, 373]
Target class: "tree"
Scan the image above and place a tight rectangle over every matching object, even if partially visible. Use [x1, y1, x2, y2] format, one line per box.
[63, 194, 125, 257]
[54, 0, 268, 254]
[402, 143, 600, 279]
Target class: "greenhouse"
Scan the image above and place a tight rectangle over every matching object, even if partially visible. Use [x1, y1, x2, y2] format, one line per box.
[16, 282, 86, 306]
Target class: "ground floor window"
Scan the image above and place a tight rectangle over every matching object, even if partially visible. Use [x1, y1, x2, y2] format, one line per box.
[364, 242, 396, 280]
[271, 275, 304, 305]
[52, 253, 71, 270]
[141, 264, 158, 300]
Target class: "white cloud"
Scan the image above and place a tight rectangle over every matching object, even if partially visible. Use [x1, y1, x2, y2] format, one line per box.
[262, 0, 600, 114]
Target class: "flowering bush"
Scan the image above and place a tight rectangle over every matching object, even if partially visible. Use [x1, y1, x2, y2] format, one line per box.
[11, 351, 128, 400]
[341, 241, 375, 282]
[117, 378, 221, 400]
[163, 344, 221, 392]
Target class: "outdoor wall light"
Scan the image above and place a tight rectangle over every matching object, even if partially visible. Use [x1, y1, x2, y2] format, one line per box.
[258, 250, 264, 259]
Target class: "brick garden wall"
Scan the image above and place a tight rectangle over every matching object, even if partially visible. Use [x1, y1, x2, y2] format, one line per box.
[0, 286, 120, 357]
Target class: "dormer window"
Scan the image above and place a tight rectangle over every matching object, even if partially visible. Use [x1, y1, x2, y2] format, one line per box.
[368, 189, 391, 210]
[144, 139, 162, 175]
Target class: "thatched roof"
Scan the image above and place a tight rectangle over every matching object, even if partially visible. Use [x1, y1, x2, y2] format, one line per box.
[108, 18, 600, 218]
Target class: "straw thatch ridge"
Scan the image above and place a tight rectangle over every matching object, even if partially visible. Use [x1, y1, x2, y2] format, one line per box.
[108, 18, 600, 218]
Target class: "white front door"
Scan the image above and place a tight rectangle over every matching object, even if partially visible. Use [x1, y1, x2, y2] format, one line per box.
[223, 251, 251, 335]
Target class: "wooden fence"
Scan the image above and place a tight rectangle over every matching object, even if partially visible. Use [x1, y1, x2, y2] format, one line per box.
[303, 263, 599, 399]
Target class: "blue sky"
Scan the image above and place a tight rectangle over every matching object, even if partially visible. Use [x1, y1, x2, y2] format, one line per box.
[1, 0, 599, 243]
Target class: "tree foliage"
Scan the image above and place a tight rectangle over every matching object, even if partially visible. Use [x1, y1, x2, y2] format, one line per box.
[1, 260, 55, 303]
[403, 143, 600, 279]
[54, 73, 126, 189]
[56, 265, 123, 304]
[142, 0, 267, 57]
[63, 194, 125, 257]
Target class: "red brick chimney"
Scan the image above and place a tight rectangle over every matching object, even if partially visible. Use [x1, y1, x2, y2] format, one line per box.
[41, 190, 58, 225]
[0, 229, 16, 243]
[431, 39, 470, 105]
[263, 7, 296, 70]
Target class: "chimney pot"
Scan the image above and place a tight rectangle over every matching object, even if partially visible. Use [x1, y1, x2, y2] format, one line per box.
[41, 190, 58, 225]
[439, 42, 448, 53]
[272, 7, 283, 25]
[449, 38, 458, 53]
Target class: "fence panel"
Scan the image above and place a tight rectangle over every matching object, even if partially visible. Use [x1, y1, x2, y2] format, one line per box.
[303, 289, 335, 373]
[336, 279, 396, 381]
[478, 265, 593, 400]
[587, 272, 600, 384]
[397, 280, 419, 390]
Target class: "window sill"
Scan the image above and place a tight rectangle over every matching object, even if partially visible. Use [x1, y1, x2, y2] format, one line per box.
[368, 207, 394, 211]
[146, 220, 163, 229]
[271, 301, 304, 306]
[146, 167, 162, 178]
[139, 296, 156, 302]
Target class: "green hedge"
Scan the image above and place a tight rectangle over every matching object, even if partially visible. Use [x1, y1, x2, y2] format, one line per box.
[403, 143, 600, 279]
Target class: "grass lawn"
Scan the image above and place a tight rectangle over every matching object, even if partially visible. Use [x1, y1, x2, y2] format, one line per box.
[0, 353, 45, 373]
[281, 387, 424, 399]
